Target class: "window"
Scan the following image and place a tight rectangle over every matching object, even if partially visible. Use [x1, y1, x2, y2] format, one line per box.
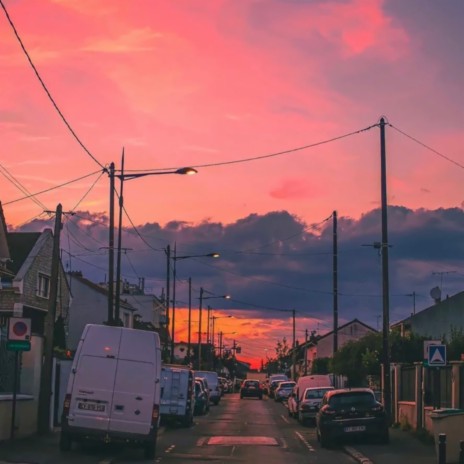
[37, 273, 50, 298]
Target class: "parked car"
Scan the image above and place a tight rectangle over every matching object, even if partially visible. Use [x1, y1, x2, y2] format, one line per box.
[160, 365, 195, 427]
[268, 379, 285, 399]
[274, 381, 296, 402]
[60, 324, 161, 459]
[195, 370, 221, 405]
[195, 377, 210, 412]
[240, 379, 263, 400]
[288, 374, 332, 418]
[218, 377, 230, 394]
[297, 386, 334, 425]
[194, 380, 208, 416]
[316, 388, 389, 448]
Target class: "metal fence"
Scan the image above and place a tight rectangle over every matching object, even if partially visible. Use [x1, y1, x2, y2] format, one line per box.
[0, 327, 19, 392]
[424, 365, 452, 408]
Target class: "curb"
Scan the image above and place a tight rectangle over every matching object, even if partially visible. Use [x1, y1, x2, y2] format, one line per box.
[344, 445, 374, 464]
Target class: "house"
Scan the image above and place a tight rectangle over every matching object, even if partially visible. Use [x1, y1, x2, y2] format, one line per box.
[66, 271, 136, 350]
[294, 319, 377, 376]
[0, 203, 71, 438]
[392, 291, 464, 341]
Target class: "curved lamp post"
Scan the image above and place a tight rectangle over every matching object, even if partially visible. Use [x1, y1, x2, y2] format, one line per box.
[197, 289, 230, 369]
[107, 151, 197, 325]
[170, 251, 219, 363]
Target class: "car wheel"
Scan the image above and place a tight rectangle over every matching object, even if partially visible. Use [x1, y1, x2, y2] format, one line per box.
[319, 430, 330, 449]
[378, 428, 390, 444]
[298, 411, 306, 426]
[288, 407, 292, 417]
[259, 395, 263, 400]
[59, 432, 72, 452]
[144, 442, 156, 459]
[240, 395, 244, 399]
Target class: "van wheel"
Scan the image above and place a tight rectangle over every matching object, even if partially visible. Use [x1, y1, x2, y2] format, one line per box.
[319, 430, 330, 449]
[144, 442, 156, 459]
[59, 432, 72, 452]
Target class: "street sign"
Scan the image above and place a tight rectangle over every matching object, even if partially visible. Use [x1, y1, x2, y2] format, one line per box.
[428, 344, 446, 367]
[6, 340, 31, 351]
[7, 317, 31, 352]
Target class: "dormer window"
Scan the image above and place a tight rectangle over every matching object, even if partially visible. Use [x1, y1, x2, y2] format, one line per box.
[37, 273, 50, 298]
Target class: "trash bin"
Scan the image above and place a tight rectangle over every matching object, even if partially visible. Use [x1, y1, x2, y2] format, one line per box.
[430, 408, 464, 464]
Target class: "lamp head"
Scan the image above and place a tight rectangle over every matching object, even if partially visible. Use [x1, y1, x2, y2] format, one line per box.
[176, 167, 197, 175]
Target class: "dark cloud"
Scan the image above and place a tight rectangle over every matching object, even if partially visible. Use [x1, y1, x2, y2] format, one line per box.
[17, 206, 464, 332]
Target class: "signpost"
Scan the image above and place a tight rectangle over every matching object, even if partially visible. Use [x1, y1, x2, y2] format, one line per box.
[7, 317, 31, 439]
[426, 343, 447, 410]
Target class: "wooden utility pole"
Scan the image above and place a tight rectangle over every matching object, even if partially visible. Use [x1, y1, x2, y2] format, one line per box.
[115, 150, 125, 325]
[304, 329, 308, 375]
[38, 203, 62, 434]
[107, 162, 115, 325]
[165, 244, 171, 360]
[333, 210, 338, 354]
[187, 277, 192, 362]
[197, 287, 204, 369]
[380, 117, 392, 422]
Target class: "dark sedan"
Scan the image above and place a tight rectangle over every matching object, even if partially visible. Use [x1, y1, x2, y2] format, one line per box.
[240, 379, 263, 400]
[316, 388, 389, 448]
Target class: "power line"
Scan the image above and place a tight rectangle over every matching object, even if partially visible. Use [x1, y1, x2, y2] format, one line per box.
[122, 124, 378, 173]
[0, 162, 49, 211]
[69, 170, 106, 212]
[0, 0, 104, 169]
[4, 169, 103, 206]
[389, 123, 464, 170]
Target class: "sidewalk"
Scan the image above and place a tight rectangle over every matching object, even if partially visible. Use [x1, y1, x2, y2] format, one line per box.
[0, 429, 61, 463]
[345, 427, 436, 464]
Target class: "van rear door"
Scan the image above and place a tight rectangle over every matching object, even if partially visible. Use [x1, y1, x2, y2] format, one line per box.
[108, 329, 158, 436]
[68, 326, 121, 431]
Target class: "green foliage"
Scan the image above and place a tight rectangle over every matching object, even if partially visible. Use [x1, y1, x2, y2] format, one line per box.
[311, 357, 331, 374]
[263, 337, 291, 374]
[446, 326, 464, 360]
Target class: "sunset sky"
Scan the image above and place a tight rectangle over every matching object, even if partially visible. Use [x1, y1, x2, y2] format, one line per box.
[1, 0, 463, 368]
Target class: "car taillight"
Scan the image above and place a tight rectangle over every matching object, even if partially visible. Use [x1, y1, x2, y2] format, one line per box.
[63, 394, 71, 414]
[322, 406, 336, 415]
[151, 404, 160, 425]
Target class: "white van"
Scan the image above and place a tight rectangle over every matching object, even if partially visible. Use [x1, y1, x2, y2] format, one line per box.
[60, 324, 162, 459]
[160, 365, 195, 426]
[287, 374, 332, 418]
[194, 370, 221, 405]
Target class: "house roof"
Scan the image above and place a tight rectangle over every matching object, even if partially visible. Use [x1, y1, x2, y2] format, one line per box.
[6, 232, 42, 275]
[316, 318, 377, 341]
[67, 271, 136, 311]
[0, 202, 10, 262]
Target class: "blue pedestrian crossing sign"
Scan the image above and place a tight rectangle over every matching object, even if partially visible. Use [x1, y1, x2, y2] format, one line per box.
[428, 344, 446, 367]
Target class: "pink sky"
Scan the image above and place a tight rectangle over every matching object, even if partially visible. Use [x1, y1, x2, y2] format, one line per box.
[1, 0, 463, 368]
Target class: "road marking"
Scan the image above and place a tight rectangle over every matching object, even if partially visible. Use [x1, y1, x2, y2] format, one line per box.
[208, 436, 278, 446]
[344, 446, 374, 464]
[165, 444, 176, 453]
[280, 414, 290, 423]
[295, 431, 315, 452]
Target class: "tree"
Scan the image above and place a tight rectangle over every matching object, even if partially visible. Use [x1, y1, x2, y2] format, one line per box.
[264, 337, 291, 375]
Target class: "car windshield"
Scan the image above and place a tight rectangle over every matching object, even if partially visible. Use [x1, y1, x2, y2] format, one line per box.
[304, 388, 332, 400]
[329, 391, 376, 408]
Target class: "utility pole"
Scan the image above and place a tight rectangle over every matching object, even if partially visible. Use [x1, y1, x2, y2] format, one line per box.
[380, 117, 392, 423]
[107, 162, 115, 325]
[198, 287, 204, 370]
[38, 204, 62, 434]
[292, 309, 296, 380]
[115, 149, 125, 325]
[187, 277, 192, 363]
[165, 245, 171, 361]
[170, 243, 177, 363]
[333, 210, 338, 354]
[304, 328, 308, 375]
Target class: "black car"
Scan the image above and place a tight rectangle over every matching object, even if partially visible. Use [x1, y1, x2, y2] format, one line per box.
[316, 388, 389, 448]
[240, 379, 263, 400]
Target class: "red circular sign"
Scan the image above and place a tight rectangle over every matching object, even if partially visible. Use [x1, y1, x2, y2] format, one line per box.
[13, 321, 28, 337]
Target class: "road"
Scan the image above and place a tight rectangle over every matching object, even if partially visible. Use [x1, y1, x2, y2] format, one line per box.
[1, 392, 435, 464]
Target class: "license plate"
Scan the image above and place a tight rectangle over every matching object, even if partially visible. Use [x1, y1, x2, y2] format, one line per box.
[344, 425, 366, 433]
[78, 402, 105, 412]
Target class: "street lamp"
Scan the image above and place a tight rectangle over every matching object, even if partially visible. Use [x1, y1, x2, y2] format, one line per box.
[197, 289, 231, 370]
[170, 250, 219, 363]
[107, 151, 197, 325]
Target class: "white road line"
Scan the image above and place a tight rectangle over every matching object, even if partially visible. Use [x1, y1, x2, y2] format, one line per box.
[295, 431, 315, 452]
[165, 444, 176, 453]
[280, 414, 290, 423]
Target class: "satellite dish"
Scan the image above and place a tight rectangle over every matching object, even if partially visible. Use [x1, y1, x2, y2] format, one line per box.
[430, 286, 442, 302]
